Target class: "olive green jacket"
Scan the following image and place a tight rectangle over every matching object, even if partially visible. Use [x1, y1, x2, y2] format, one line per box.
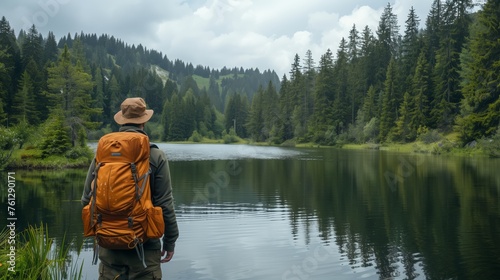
[81, 126, 179, 252]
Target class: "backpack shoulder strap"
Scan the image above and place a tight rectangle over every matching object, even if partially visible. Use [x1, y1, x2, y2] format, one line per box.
[148, 143, 159, 195]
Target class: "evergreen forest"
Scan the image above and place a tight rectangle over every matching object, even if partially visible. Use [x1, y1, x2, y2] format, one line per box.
[1, 0, 500, 167]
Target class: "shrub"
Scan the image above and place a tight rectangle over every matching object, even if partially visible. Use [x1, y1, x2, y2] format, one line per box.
[479, 126, 500, 158]
[223, 134, 239, 144]
[65, 146, 94, 160]
[39, 111, 72, 158]
[418, 128, 442, 144]
[363, 117, 379, 142]
[432, 140, 457, 154]
[222, 128, 240, 144]
[189, 130, 203, 142]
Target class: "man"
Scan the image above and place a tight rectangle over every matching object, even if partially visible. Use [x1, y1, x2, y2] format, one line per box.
[82, 97, 179, 279]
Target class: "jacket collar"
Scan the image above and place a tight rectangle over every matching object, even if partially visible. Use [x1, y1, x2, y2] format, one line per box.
[119, 125, 148, 136]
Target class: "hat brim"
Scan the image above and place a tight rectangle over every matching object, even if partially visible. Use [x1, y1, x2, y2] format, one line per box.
[114, 109, 154, 125]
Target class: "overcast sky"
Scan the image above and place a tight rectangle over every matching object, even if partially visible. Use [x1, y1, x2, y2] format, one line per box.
[1, 0, 466, 77]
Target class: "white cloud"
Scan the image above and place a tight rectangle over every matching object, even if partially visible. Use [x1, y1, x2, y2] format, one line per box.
[0, 0, 439, 77]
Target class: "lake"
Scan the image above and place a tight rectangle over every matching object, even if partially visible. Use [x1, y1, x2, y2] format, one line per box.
[1, 143, 500, 279]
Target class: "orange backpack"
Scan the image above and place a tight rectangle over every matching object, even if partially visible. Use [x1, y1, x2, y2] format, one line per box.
[82, 131, 165, 267]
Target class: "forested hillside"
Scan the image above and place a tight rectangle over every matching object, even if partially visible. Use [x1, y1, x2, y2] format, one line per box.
[1, 0, 499, 166]
[0, 15, 280, 145]
[267, 0, 499, 147]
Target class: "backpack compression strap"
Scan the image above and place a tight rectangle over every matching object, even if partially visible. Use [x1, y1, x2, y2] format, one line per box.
[90, 162, 102, 265]
[130, 163, 151, 201]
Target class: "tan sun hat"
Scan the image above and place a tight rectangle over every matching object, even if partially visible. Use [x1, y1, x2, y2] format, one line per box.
[113, 97, 154, 125]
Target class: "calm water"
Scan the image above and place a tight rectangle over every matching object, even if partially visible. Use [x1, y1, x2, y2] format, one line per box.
[1, 144, 500, 279]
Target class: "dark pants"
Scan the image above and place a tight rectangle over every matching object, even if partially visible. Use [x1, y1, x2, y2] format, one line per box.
[98, 248, 162, 280]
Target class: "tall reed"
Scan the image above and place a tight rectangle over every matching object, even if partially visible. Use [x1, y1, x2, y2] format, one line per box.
[0, 224, 83, 280]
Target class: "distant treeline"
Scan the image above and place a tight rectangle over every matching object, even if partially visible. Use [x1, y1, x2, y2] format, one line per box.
[1, 0, 499, 156]
[269, 0, 499, 146]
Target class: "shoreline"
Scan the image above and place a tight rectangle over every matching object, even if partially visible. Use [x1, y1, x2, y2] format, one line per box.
[4, 138, 493, 170]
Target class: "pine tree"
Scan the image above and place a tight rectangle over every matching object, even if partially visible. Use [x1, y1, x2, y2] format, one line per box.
[224, 93, 248, 137]
[0, 17, 21, 123]
[401, 7, 421, 90]
[43, 31, 59, 65]
[379, 58, 398, 141]
[167, 93, 184, 141]
[0, 48, 7, 123]
[106, 74, 121, 122]
[374, 3, 400, 87]
[263, 81, 279, 140]
[332, 38, 350, 135]
[12, 71, 37, 124]
[39, 109, 72, 158]
[46, 45, 101, 146]
[180, 89, 196, 139]
[247, 86, 265, 141]
[302, 50, 315, 125]
[277, 75, 294, 141]
[92, 67, 105, 123]
[21, 25, 43, 69]
[361, 85, 378, 124]
[359, 25, 377, 87]
[394, 91, 413, 141]
[431, 0, 474, 130]
[208, 76, 223, 112]
[197, 90, 216, 137]
[288, 54, 307, 138]
[23, 58, 48, 124]
[456, 0, 500, 143]
[410, 51, 430, 134]
[311, 49, 335, 142]
[347, 24, 364, 124]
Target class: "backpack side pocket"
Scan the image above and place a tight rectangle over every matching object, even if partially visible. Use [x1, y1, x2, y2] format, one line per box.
[146, 206, 165, 239]
[82, 204, 95, 237]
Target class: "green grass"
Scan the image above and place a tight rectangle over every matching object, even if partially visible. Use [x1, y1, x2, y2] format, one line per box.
[191, 73, 245, 91]
[340, 133, 491, 157]
[6, 147, 92, 170]
[192, 75, 210, 90]
[0, 225, 83, 280]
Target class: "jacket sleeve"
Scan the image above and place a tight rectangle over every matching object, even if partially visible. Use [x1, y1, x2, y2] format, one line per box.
[150, 148, 179, 252]
[81, 158, 96, 206]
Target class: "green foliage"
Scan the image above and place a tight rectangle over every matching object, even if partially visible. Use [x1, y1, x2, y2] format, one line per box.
[379, 58, 398, 141]
[46, 45, 102, 147]
[394, 91, 414, 142]
[456, 0, 500, 143]
[222, 128, 241, 144]
[418, 128, 443, 144]
[224, 93, 249, 138]
[432, 140, 458, 155]
[0, 225, 83, 280]
[0, 4, 495, 150]
[363, 117, 379, 142]
[12, 121, 34, 149]
[87, 124, 113, 141]
[144, 121, 163, 142]
[189, 130, 203, 142]
[479, 126, 500, 158]
[346, 115, 365, 143]
[11, 71, 38, 125]
[0, 126, 16, 169]
[39, 111, 72, 158]
[65, 146, 93, 160]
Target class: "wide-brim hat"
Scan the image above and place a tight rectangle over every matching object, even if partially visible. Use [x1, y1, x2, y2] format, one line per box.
[113, 97, 154, 125]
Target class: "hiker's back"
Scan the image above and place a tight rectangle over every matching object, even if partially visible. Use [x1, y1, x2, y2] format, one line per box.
[93, 131, 151, 248]
[82, 131, 164, 266]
